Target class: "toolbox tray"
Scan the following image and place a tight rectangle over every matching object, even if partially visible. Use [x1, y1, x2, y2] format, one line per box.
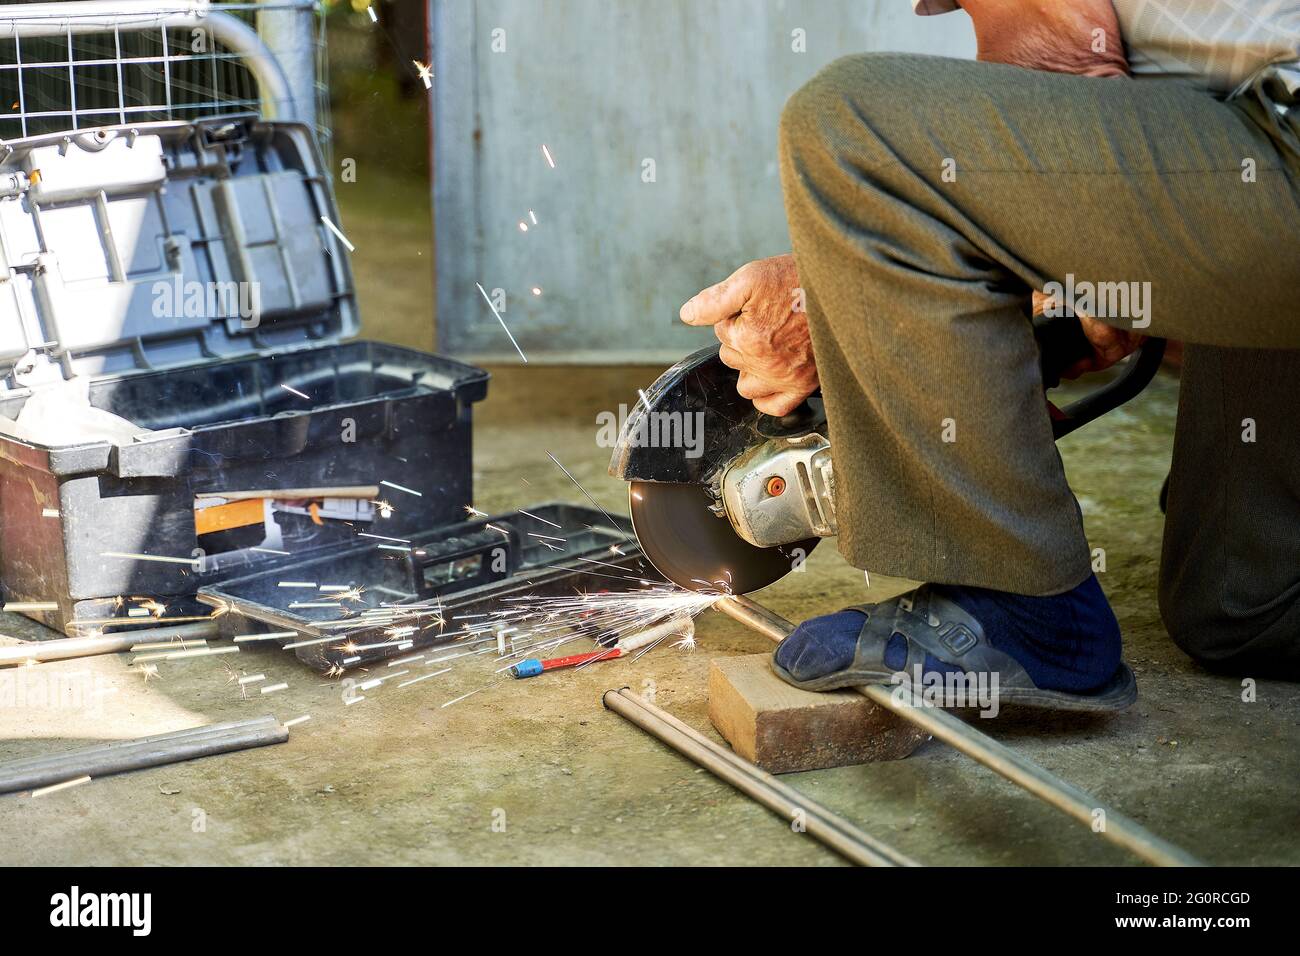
[197, 503, 655, 672]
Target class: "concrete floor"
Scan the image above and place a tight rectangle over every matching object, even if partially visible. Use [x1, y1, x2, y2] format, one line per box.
[1, 362, 1297, 866]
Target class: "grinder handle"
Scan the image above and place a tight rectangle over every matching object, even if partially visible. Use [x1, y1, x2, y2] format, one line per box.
[1034, 313, 1166, 440]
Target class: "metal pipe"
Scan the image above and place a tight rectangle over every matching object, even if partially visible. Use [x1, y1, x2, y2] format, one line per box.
[0, 621, 218, 668]
[603, 687, 914, 867]
[715, 594, 1203, 868]
[0, 715, 288, 794]
[0, 2, 301, 123]
[609, 685, 918, 866]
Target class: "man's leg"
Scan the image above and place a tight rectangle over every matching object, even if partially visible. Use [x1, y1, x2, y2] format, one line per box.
[1160, 346, 1300, 678]
[778, 53, 1300, 595]
[772, 53, 1299, 694]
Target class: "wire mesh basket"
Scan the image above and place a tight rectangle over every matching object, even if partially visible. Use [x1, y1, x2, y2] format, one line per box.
[0, 1, 331, 156]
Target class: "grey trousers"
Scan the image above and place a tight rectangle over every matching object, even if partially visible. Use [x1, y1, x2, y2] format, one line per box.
[778, 54, 1300, 675]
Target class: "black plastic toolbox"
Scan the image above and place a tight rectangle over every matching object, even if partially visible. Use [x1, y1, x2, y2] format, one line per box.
[196, 503, 655, 672]
[0, 117, 488, 633]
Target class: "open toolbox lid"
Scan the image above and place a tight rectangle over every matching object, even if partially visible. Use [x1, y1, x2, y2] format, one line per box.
[0, 116, 357, 390]
[196, 503, 663, 672]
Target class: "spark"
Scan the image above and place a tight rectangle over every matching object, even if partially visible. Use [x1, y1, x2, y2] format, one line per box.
[132, 646, 238, 664]
[136, 663, 161, 682]
[544, 451, 636, 551]
[475, 282, 528, 363]
[283, 635, 346, 650]
[489, 586, 719, 661]
[366, 6, 377, 22]
[517, 508, 561, 528]
[529, 210, 538, 225]
[541, 144, 556, 168]
[281, 383, 311, 400]
[380, 479, 422, 497]
[144, 600, 168, 617]
[250, 546, 291, 556]
[358, 532, 410, 543]
[131, 638, 207, 653]
[465, 505, 489, 518]
[234, 631, 298, 642]
[278, 581, 317, 589]
[321, 215, 355, 252]
[441, 687, 487, 709]
[101, 551, 195, 566]
[413, 60, 434, 89]
[374, 500, 395, 519]
[397, 668, 451, 689]
[31, 776, 91, 798]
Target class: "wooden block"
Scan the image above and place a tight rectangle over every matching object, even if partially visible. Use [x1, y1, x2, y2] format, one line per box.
[708, 654, 929, 774]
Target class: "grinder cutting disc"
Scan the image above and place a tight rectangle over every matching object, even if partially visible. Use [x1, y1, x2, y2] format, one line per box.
[629, 480, 819, 594]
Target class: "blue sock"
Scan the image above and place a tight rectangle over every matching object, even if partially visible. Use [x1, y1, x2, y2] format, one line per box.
[776, 574, 1121, 693]
[937, 574, 1121, 693]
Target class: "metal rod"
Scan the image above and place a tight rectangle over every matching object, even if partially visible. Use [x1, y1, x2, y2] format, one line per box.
[603, 687, 913, 867]
[0, 716, 289, 794]
[0, 622, 219, 668]
[715, 594, 1203, 868]
[609, 686, 918, 866]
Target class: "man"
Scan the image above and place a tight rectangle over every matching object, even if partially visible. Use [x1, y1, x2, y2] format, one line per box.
[679, 0, 1300, 707]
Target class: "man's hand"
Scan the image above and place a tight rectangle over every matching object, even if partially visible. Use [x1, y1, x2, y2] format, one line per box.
[680, 254, 819, 416]
[1032, 291, 1146, 378]
[960, 0, 1129, 77]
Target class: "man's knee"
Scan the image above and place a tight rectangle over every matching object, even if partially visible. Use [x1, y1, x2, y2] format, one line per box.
[1159, 577, 1300, 678]
[778, 53, 922, 165]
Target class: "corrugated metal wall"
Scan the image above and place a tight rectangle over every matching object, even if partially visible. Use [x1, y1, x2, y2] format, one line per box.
[431, 0, 975, 362]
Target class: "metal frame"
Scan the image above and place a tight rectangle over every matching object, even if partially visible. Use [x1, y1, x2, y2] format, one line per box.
[0, 1, 325, 144]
